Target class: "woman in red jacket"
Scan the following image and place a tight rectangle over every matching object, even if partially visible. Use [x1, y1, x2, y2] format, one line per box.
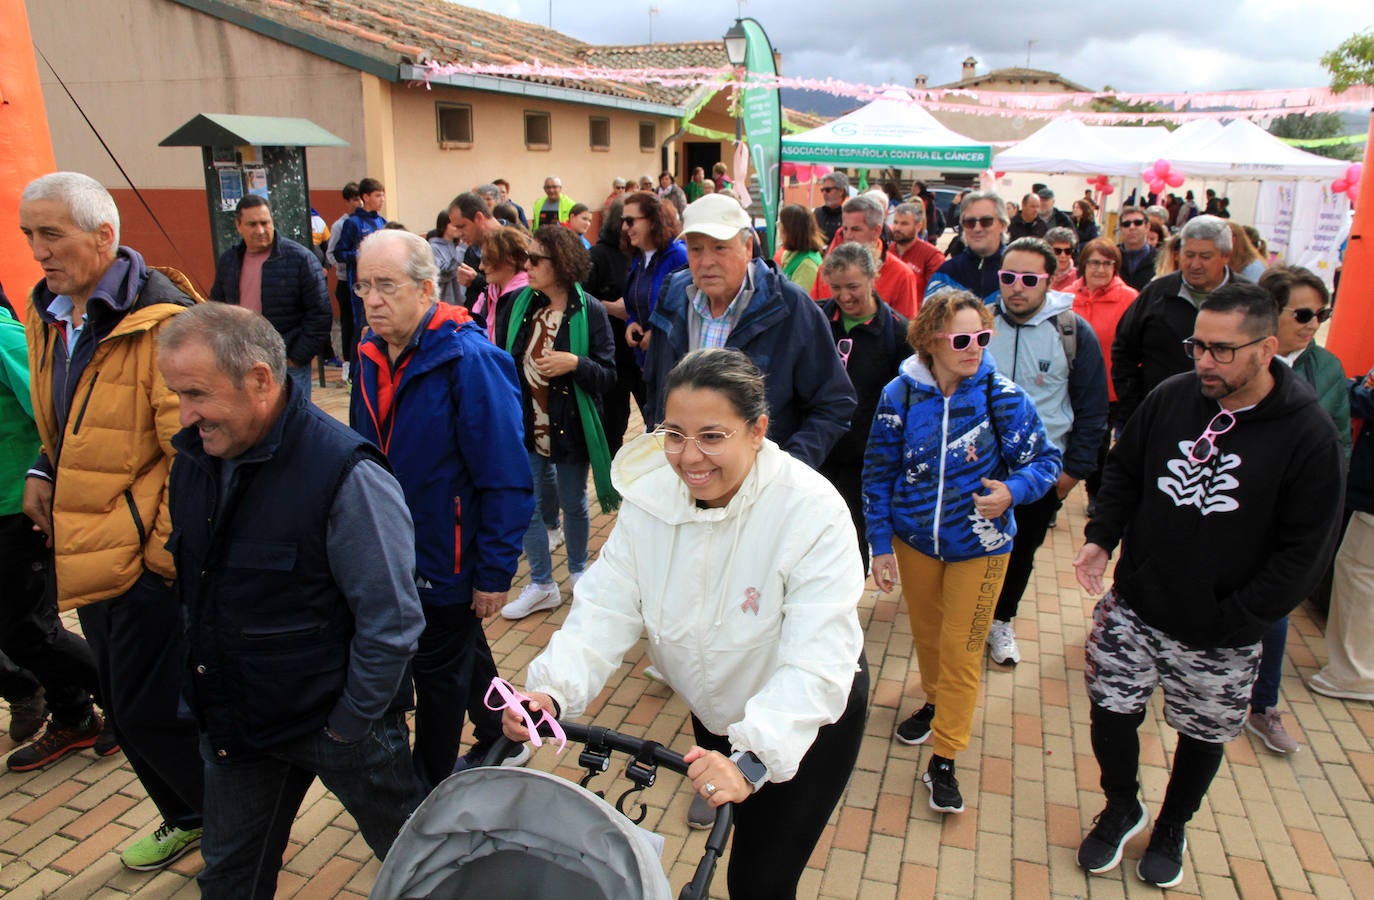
[1070, 238, 1137, 515]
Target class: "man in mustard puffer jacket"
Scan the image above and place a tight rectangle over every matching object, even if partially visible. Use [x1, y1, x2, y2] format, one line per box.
[18, 172, 205, 873]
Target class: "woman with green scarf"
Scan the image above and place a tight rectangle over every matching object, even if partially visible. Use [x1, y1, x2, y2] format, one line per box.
[498, 225, 618, 620]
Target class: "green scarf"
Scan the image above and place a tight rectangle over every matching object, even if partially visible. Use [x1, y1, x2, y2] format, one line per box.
[505, 286, 620, 514]
[782, 250, 822, 281]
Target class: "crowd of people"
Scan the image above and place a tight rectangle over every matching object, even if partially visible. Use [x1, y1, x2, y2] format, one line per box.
[0, 161, 1368, 897]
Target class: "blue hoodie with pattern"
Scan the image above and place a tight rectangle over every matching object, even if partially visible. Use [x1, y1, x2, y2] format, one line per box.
[863, 351, 1061, 562]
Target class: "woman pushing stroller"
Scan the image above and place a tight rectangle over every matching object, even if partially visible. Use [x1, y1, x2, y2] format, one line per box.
[502, 348, 868, 900]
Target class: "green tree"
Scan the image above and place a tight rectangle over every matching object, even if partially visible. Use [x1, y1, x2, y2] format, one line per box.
[1268, 113, 1362, 161]
[1322, 29, 1374, 92]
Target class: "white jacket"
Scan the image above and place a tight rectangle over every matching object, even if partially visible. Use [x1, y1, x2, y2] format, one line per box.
[526, 433, 865, 782]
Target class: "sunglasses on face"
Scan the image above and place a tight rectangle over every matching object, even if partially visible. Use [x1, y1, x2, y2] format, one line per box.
[526, 253, 550, 266]
[997, 270, 1049, 289]
[1286, 306, 1332, 324]
[937, 330, 993, 351]
[961, 215, 997, 230]
[1051, 247, 1075, 256]
[1120, 219, 1147, 228]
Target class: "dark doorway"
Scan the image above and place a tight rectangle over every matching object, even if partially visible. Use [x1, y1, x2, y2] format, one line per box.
[684, 142, 722, 183]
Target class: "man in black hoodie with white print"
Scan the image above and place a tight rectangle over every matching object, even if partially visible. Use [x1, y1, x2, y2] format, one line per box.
[1070, 283, 1344, 890]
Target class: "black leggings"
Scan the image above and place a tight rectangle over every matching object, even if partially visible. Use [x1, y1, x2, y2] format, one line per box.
[691, 653, 869, 900]
[1090, 703, 1224, 825]
[994, 485, 1061, 622]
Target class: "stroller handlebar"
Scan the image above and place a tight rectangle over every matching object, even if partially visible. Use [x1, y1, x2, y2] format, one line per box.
[482, 723, 734, 900]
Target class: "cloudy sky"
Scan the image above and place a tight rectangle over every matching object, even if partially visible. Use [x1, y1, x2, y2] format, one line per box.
[453, 0, 1370, 96]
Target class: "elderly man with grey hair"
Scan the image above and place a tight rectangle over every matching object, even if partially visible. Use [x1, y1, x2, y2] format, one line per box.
[643, 194, 856, 469]
[811, 195, 919, 317]
[1111, 214, 1246, 421]
[18, 171, 206, 871]
[348, 229, 533, 785]
[927, 190, 1009, 299]
[159, 301, 427, 896]
[813, 171, 851, 244]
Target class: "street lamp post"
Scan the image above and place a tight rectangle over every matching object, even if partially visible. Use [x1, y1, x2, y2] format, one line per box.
[724, 19, 747, 144]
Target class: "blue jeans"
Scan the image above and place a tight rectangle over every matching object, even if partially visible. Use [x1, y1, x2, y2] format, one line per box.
[1251, 616, 1288, 712]
[286, 363, 313, 400]
[197, 710, 424, 899]
[523, 453, 589, 584]
[540, 464, 561, 531]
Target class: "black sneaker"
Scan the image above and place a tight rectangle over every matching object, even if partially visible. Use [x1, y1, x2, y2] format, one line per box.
[922, 756, 964, 813]
[895, 703, 935, 745]
[8, 687, 47, 743]
[452, 741, 532, 773]
[6, 713, 101, 772]
[1077, 798, 1148, 873]
[93, 716, 121, 758]
[1137, 820, 1187, 888]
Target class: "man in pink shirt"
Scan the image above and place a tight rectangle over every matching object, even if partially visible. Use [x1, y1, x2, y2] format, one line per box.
[812, 196, 919, 318]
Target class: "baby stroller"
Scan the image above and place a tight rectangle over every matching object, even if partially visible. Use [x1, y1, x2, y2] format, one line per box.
[370, 722, 733, 900]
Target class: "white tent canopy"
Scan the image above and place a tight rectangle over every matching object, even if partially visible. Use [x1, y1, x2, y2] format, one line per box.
[782, 90, 992, 171]
[1157, 119, 1347, 180]
[992, 117, 1142, 175]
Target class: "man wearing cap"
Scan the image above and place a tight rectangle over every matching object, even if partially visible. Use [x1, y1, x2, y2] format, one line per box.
[644, 195, 856, 469]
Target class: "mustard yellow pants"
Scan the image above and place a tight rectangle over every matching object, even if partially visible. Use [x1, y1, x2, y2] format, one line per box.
[893, 539, 1008, 759]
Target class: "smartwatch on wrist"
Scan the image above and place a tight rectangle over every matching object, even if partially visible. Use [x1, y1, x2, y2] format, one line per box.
[730, 750, 769, 792]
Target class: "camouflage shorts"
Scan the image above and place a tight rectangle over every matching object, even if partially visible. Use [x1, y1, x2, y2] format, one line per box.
[1085, 590, 1261, 742]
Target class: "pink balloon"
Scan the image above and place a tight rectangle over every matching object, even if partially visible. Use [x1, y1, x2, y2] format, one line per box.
[1166, 172, 1185, 187]
[1149, 179, 1166, 194]
[1349, 183, 1360, 203]
[1349, 163, 1364, 183]
[995, 171, 1006, 179]
[1333, 178, 1349, 193]
[812, 164, 832, 177]
[795, 164, 814, 182]
[1154, 159, 1172, 176]
[1101, 183, 1116, 195]
[780, 162, 796, 177]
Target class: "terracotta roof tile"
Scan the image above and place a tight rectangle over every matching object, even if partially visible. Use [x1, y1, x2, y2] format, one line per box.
[192, 0, 731, 107]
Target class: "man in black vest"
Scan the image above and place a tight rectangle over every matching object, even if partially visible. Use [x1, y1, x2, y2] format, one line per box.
[158, 303, 426, 898]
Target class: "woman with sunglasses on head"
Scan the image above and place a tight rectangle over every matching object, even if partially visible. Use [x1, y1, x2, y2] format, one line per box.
[816, 242, 911, 572]
[503, 348, 867, 900]
[1240, 266, 1351, 755]
[495, 226, 617, 621]
[864, 290, 1061, 814]
[1070, 238, 1139, 514]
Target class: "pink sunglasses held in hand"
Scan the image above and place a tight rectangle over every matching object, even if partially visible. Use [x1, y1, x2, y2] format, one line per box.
[485, 676, 567, 754]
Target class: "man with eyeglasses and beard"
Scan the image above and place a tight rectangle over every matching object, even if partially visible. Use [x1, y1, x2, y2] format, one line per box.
[1111, 215, 1248, 423]
[926, 191, 1008, 300]
[1115, 205, 1158, 292]
[1071, 283, 1343, 890]
[984, 238, 1108, 667]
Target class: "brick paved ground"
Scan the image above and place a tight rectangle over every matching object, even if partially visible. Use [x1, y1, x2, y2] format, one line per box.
[2, 372, 1371, 898]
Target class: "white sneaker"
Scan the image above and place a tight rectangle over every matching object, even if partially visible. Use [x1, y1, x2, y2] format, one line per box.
[987, 619, 1021, 665]
[570, 571, 583, 593]
[502, 582, 561, 620]
[547, 527, 564, 551]
[501, 744, 532, 767]
[643, 665, 668, 685]
[340, 361, 351, 385]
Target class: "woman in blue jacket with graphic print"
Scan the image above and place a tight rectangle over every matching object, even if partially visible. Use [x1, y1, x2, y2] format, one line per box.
[863, 289, 1060, 816]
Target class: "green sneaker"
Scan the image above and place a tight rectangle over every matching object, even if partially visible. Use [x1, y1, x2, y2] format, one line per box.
[120, 823, 203, 871]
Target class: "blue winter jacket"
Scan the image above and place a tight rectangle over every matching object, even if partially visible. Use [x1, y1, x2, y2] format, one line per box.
[333, 208, 387, 289]
[1348, 369, 1374, 514]
[926, 245, 1006, 300]
[350, 303, 534, 606]
[863, 352, 1062, 561]
[644, 258, 857, 469]
[209, 233, 332, 365]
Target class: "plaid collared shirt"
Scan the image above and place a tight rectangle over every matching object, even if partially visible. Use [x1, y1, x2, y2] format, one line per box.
[689, 267, 755, 349]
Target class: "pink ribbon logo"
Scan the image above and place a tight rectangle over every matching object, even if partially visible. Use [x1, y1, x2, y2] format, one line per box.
[741, 587, 760, 615]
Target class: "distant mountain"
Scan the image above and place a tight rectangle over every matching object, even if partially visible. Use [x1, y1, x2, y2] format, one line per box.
[779, 88, 856, 120]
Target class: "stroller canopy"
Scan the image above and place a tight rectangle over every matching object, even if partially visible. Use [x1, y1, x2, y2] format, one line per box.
[371, 767, 674, 900]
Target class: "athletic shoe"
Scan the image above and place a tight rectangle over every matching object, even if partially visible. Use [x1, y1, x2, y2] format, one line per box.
[453, 741, 531, 772]
[570, 571, 584, 593]
[6, 712, 101, 772]
[501, 582, 561, 620]
[895, 703, 935, 745]
[325, 356, 343, 367]
[643, 665, 668, 685]
[1306, 670, 1374, 702]
[1077, 798, 1148, 873]
[687, 792, 714, 830]
[1246, 708, 1299, 753]
[547, 527, 565, 551]
[93, 716, 122, 757]
[8, 688, 46, 743]
[1136, 820, 1187, 888]
[120, 823, 203, 872]
[340, 362, 351, 385]
[922, 756, 964, 814]
[987, 619, 1021, 665]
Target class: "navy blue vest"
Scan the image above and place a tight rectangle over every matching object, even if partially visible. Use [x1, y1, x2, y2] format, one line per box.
[169, 383, 386, 757]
